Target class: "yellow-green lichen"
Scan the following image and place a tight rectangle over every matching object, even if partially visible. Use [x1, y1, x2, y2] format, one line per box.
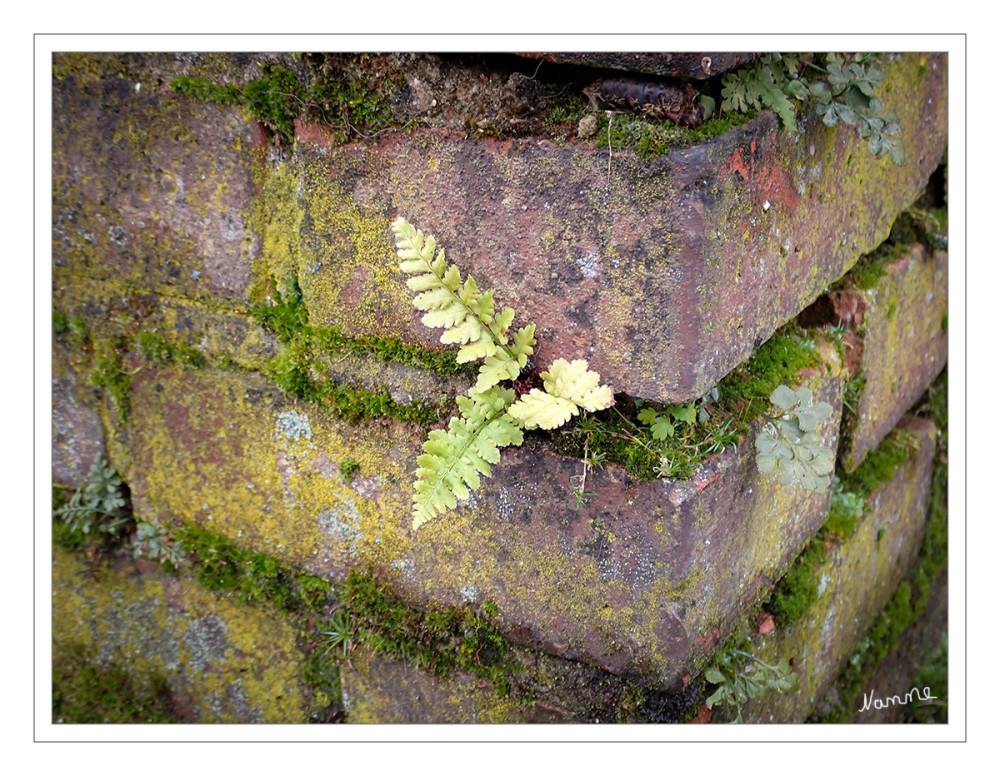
[52, 547, 310, 722]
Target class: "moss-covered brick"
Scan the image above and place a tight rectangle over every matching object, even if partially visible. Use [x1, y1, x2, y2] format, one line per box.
[52, 63, 265, 304]
[720, 415, 936, 723]
[52, 334, 106, 489]
[286, 53, 945, 403]
[52, 547, 312, 722]
[114, 338, 843, 687]
[840, 244, 947, 470]
[832, 566, 948, 723]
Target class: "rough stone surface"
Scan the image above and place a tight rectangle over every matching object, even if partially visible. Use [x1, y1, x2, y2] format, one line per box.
[52, 66, 265, 303]
[52, 547, 311, 723]
[52, 271, 280, 371]
[843, 567, 948, 723]
[340, 653, 547, 723]
[340, 639, 658, 723]
[843, 245, 947, 470]
[117, 342, 843, 686]
[49, 50, 949, 724]
[734, 415, 937, 723]
[292, 53, 946, 402]
[513, 52, 761, 80]
[52, 338, 105, 488]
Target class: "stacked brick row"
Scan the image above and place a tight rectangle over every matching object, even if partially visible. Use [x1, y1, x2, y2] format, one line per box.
[51, 52, 948, 723]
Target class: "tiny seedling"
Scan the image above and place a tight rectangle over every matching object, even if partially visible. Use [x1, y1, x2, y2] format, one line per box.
[318, 608, 352, 659]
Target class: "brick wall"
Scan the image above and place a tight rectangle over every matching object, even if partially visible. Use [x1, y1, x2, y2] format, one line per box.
[51, 52, 948, 724]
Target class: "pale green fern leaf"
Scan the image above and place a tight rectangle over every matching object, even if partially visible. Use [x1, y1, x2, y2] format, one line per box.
[412, 387, 522, 529]
[509, 358, 614, 430]
[475, 324, 536, 393]
[541, 358, 615, 413]
[507, 391, 578, 430]
[393, 216, 534, 391]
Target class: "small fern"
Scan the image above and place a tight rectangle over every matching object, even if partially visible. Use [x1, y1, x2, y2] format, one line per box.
[704, 647, 800, 723]
[55, 454, 129, 537]
[720, 53, 904, 164]
[412, 387, 524, 528]
[508, 358, 614, 430]
[393, 217, 614, 528]
[393, 218, 536, 393]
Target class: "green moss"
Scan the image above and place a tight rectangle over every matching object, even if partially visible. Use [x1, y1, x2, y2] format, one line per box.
[90, 337, 131, 422]
[766, 537, 826, 627]
[137, 330, 208, 368]
[307, 74, 396, 141]
[594, 110, 754, 160]
[177, 523, 334, 616]
[242, 65, 305, 142]
[724, 329, 822, 404]
[251, 281, 310, 344]
[263, 343, 445, 425]
[53, 641, 179, 723]
[252, 282, 472, 380]
[342, 570, 518, 696]
[53, 308, 69, 334]
[840, 431, 913, 498]
[823, 490, 865, 542]
[171, 59, 405, 147]
[169, 75, 243, 106]
[339, 457, 361, 483]
[69, 315, 89, 343]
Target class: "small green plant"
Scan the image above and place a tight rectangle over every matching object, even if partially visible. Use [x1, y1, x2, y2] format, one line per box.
[637, 403, 697, 441]
[55, 454, 129, 537]
[755, 385, 835, 493]
[393, 218, 614, 528]
[317, 608, 352, 659]
[720, 53, 904, 164]
[824, 476, 866, 540]
[704, 647, 800, 722]
[132, 520, 189, 569]
[339, 458, 361, 483]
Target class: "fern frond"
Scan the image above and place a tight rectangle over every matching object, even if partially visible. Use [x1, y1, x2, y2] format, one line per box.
[392, 217, 535, 390]
[412, 387, 523, 529]
[508, 358, 614, 430]
[758, 65, 797, 131]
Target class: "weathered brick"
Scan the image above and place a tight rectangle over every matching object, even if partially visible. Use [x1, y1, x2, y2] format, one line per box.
[731, 416, 937, 723]
[52, 338, 104, 488]
[52, 547, 311, 723]
[340, 642, 653, 723]
[513, 52, 761, 79]
[289, 53, 945, 402]
[836, 245, 947, 470]
[52, 66, 265, 302]
[340, 652, 549, 723]
[840, 567, 947, 723]
[52, 271, 280, 371]
[118, 340, 843, 687]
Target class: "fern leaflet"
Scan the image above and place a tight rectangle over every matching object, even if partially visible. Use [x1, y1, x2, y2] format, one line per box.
[412, 387, 523, 529]
[508, 358, 615, 430]
[392, 217, 535, 390]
